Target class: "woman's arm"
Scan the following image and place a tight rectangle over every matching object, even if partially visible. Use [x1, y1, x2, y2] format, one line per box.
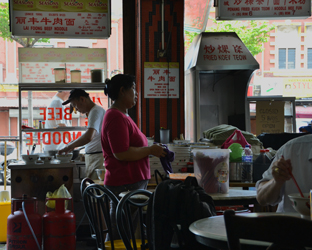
[114, 144, 166, 161]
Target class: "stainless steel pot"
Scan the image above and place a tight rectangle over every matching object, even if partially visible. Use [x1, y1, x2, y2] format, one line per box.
[229, 162, 243, 182]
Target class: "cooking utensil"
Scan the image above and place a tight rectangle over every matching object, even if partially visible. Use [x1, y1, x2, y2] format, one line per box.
[31, 143, 36, 154]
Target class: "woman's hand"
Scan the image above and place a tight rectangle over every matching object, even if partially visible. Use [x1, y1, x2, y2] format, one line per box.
[150, 144, 167, 158]
[271, 156, 292, 184]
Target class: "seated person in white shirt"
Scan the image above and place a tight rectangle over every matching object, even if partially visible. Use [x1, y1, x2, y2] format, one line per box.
[256, 134, 312, 213]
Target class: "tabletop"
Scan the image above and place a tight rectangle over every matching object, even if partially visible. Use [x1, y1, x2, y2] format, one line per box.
[207, 188, 257, 206]
[189, 212, 301, 250]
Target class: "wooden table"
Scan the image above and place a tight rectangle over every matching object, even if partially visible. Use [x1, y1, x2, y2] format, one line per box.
[229, 182, 256, 190]
[207, 189, 257, 206]
[189, 213, 301, 250]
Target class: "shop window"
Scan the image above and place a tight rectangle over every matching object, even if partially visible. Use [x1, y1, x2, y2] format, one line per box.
[278, 48, 296, 69]
[308, 48, 312, 69]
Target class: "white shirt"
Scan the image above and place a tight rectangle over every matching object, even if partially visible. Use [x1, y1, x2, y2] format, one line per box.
[85, 104, 105, 153]
[256, 134, 312, 213]
[44, 95, 71, 151]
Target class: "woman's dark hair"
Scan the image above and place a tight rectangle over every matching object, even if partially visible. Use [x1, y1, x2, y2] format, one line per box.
[104, 74, 135, 101]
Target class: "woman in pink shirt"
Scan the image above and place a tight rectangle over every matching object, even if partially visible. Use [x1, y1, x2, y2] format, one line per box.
[101, 74, 166, 239]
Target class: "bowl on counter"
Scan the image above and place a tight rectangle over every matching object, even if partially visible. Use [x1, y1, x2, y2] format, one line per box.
[95, 169, 105, 181]
[288, 193, 310, 219]
[21, 154, 40, 164]
[39, 155, 53, 162]
[55, 153, 73, 163]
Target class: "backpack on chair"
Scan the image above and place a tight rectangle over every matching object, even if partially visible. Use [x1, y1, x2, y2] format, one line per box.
[147, 176, 216, 250]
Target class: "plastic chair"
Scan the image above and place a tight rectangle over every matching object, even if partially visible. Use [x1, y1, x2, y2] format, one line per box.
[116, 189, 153, 250]
[83, 183, 126, 250]
[224, 209, 312, 250]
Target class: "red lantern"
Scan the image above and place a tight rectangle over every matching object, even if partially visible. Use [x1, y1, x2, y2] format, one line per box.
[43, 198, 76, 250]
[7, 195, 42, 250]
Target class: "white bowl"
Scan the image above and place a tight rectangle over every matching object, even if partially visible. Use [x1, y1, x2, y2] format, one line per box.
[21, 154, 39, 164]
[288, 193, 310, 219]
[55, 153, 73, 163]
[95, 169, 105, 181]
[39, 155, 53, 162]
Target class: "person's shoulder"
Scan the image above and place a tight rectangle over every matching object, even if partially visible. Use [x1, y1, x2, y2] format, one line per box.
[91, 104, 105, 114]
[289, 134, 312, 144]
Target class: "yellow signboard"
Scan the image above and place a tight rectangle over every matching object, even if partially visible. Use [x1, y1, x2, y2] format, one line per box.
[0, 84, 18, 92]
[283, 78, 312, 99]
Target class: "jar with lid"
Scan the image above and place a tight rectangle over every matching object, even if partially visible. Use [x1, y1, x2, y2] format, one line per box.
[70, 70, 81, 83]
[54, 68, 66, 83]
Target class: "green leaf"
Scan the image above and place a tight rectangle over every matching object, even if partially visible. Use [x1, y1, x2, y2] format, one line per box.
[185, 18, 275, 56]
[0, 3, 50, 47]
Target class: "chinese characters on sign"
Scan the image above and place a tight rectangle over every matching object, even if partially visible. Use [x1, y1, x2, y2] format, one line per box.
[19, 48, 107, 83]
[144, 62, 179, 98]
[10, 0, 111, 38]
[216, 0, 311, 20]
[203, 44, 247, 61]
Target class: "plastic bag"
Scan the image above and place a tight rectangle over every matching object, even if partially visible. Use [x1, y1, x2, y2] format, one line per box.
[46, 184, 71, 209]
[221, 129, 250, 149]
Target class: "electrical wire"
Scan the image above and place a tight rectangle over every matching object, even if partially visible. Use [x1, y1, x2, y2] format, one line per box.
[22, 201, 42, 250]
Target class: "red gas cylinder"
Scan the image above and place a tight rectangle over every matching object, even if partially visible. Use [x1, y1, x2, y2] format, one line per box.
[7, 195, 42, 250]
[43, 197, 76, 250]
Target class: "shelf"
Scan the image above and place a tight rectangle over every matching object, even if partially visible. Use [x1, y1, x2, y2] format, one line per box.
[18, 82, 106, 157]
[21, 126, 87, 132]
[19, 83, 105, 91]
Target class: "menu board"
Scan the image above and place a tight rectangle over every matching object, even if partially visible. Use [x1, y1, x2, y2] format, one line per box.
[256, 101, 285, 135]
[10, 0, 111, 38]
[216, 0, 311, 20]
[18, 48, 107, 83]
[144, 62, 179, 98]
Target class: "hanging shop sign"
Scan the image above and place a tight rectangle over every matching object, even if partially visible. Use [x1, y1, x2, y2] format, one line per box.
[215, 0, 311, 20]
[10, 0, 111, 38]
[18, 48, 107, 83]
[195, 33, 258, 70]
[256, 101, 285, 135]
[144, 62, 179, 98]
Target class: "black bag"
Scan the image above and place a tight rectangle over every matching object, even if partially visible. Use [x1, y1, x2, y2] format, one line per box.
[147, 176, 216, 250]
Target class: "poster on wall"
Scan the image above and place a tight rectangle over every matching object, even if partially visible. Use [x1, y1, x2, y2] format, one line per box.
[144, 62, 179, 98]
[10, 0, 111, 38]
[256, 101, 285, 135]
[18, 48, 107, 83]
[216, 0, 311, 20]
